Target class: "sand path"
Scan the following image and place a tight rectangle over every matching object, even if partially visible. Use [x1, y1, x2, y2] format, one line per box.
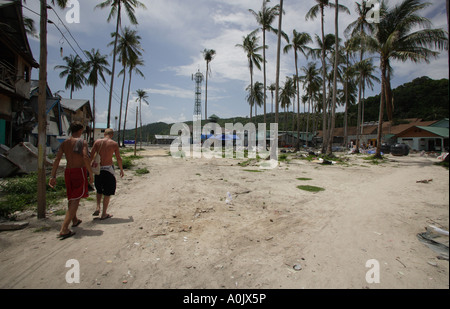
[0, 146, 448, 289]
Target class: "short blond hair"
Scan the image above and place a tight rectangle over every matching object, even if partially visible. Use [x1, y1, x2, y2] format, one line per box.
[104, 128, 114, 136]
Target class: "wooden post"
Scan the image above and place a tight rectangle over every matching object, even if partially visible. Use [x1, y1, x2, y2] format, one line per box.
[37, 0, 48, 219]
[134, 107, 138, 156]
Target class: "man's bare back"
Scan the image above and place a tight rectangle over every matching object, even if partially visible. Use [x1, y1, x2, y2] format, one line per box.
[92, 138, 121, 167]
[59, 137, 90, 168]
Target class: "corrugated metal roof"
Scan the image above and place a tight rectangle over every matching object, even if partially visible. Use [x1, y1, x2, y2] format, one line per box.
[416, 126, 449, 138]
[60, 98, 90, 112]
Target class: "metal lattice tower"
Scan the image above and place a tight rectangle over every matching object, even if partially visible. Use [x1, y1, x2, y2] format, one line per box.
[192, 70, 204, 119]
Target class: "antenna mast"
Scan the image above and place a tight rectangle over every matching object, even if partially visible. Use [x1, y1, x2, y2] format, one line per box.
[193, 70, 203, 120]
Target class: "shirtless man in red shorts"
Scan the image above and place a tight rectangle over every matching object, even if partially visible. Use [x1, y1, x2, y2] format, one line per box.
[49, 121, 94, 239]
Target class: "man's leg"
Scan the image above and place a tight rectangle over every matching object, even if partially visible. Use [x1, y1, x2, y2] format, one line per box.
[101, 195, 112, 219]
[95, 193, 102, 214]
[60, 199, 80, 235]
[93, 173, 102, 216]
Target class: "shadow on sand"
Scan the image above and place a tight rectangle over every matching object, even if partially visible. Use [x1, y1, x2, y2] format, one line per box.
[92, 216, 134, 225]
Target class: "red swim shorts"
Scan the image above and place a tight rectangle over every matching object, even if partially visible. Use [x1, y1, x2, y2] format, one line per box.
[64, 167, 89, 201]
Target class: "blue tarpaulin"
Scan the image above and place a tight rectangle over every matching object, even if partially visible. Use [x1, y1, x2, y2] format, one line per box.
[201, 134, 240, 141]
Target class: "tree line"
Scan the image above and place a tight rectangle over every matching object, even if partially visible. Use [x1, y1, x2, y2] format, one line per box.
[203, 0, 447, 158]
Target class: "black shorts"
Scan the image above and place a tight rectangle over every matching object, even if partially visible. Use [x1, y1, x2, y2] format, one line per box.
[94, 170, 116, 196]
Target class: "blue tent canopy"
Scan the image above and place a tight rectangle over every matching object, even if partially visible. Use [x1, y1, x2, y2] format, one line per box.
[201, 134, 240, 141]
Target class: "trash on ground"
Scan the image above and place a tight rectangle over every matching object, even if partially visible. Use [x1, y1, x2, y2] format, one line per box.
[417, 225, 449, 260]
[416, 179, 433, 183]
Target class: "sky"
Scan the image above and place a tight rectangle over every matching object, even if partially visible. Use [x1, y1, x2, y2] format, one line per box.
[23, 0, 449, 130]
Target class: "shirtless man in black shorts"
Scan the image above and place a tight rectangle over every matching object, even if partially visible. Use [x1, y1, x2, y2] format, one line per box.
[90, 128, 124, 220]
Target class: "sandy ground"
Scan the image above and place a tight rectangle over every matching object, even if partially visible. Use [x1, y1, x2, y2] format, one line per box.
[0, 146, 448, 289]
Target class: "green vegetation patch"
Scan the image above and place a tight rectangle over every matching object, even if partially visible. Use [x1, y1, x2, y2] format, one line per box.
[279, 154, 289, 162]
[243, 169, 263, 173]
[434, 161, 449, 170]
[135, 168, 150, 175]
[297, 177, 313, 181]
[0, 173, 67, 219]
[297, 185, 325, 193]
[363, 155, 387, 165]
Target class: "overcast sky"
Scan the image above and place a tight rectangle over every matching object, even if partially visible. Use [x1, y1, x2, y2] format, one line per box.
[24, 0, 449, 129]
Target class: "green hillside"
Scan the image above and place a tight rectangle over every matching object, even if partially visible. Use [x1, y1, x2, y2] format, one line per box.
[348, 76, 449, 123]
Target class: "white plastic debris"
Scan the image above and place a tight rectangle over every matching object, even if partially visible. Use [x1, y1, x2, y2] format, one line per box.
[225, 192, 233, 205]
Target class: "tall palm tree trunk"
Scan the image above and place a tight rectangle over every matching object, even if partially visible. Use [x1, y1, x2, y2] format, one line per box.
[375, 59, 387, 159]
[320, 5, 327, 153]
[250, 67, 254, 120]
[205, 61, 209, 121]
[356, 77, 362, 153]
[307, 94, 312, 137]
[295, 52, 301, 151]
[92, 85, 96, 143]
[140, 100, 143, 149]
[361, 82, 366, 135]
[107, 5, 121, 128]
[122, 69, 133, 146]
[263, 27, 267, 126]
[344, 50, 349, 147]
[275, 0, 283, 124]
[327, 0, 339, 155]
[118, 67, 127, 145]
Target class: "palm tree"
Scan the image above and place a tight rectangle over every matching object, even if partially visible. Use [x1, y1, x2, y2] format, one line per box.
[341, 39, 357, 148]
[246, 82, 265, 123]
[135, 89, 149, 149]
[345, 0, 375, 151]
[268, 83, 277, 121]
[236, 31, 264, 120]
[366, 0, 448, 158]
[309, 33, 336, 131]
[327, 0, 350, 155]
[203, 49, 216, 121]
[279, 76, 296, 132]
[122, 56, 144, 147]
[95, 0, 146, 129]
[354, 58, 380, 137]
[306, 0, 349, 152]
[345, 1, 376, 46]
[54, 54, 86, 99]
[249, 0, 286, 125]
[299, 62, 322, 138]
[110, 27, 143, 145]
[84, 49, 111, 143]
[284, 31, 312, 150]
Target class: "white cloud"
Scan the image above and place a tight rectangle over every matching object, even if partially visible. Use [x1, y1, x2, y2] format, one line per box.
[157, 113, 188, 124]
[26, 0, 448, 128]
[145, 84, 192, 99]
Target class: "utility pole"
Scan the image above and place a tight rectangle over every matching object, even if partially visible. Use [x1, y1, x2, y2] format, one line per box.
[37, 0, 48, 219]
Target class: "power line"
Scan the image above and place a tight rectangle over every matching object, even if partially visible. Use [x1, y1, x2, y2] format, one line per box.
[23, 4, 126, 108]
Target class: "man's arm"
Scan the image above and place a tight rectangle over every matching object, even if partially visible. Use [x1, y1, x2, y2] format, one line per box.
[90, 141, 98, 165]
[83, 140, 94, 185]
[114, 144, 124, 178]
[49, 142, 64, 188]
